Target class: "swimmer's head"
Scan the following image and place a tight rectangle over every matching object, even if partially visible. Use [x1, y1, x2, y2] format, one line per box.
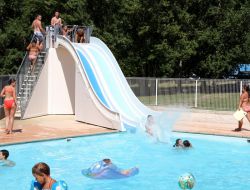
[103, 158, 111, 164]
[32, 162, 50, 176]
[0, 149, 9, 160]
[183, 140, 192, 147]
[173, 139, 183, 147]
[147, 115, 154, 125]
[32, 162, 51, 185]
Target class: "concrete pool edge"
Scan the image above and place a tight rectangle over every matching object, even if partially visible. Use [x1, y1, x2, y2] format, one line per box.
[0, 130, 121, 147]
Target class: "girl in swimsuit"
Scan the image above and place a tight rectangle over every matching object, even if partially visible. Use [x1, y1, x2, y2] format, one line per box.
[27, 39, 42, 74]
[235, 84, 250, 131]
[0, 78, 16, 134]
[32, 162, 56, 190]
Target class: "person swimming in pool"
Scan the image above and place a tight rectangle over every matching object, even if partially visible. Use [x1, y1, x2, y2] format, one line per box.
[183, 140, 192, 148]
[173, 139, 184, 147]
[145, 115, 154, 136]
[0, 78, 16, 134]
[0, 149, 15, 167]
[32, 162, 56, 190]
[102, 158, 135, 176]
[31, 162, 68, 190]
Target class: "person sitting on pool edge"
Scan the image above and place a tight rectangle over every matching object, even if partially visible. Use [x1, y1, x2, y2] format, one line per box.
[31, 162, 67, 190]
[0, 149, 15, 167]
[173, 139, 184, 147]
[183, 140, 192, 148]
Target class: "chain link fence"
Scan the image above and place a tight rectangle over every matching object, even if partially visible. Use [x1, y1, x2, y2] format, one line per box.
[126, 77, 248, 111]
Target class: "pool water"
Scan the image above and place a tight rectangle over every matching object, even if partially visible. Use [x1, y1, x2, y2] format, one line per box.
[1, 132, 250, 190]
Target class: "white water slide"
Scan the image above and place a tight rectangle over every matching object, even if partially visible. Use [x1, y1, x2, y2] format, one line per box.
[57, 36, 155, 131]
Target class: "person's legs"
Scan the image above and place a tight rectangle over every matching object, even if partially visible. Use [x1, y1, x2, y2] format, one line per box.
[4, 107, 10, 133]
[8, 105, 16, 134]
[235, 119, 243, 131]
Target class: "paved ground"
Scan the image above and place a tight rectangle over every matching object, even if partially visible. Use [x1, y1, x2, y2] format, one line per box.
[0, 115, 117, 145]
[174, 109, 250, 138]
[1, 109, 250, 146]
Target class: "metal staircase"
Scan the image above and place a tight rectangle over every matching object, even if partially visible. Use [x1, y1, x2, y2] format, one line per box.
[16, 50, 47, 118]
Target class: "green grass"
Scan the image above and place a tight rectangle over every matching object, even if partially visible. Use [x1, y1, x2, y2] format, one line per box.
[137, 92, 239, 111]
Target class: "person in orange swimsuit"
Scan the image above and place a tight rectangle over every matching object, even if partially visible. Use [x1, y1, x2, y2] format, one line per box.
[0, 78, 17, 134]
[235, 84, 250, 131]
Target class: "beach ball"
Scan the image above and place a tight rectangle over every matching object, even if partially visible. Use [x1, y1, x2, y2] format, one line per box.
[178, 173, 195, 189]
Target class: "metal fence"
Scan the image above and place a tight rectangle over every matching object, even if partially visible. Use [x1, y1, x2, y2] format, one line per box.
[126, 77, 247, 111]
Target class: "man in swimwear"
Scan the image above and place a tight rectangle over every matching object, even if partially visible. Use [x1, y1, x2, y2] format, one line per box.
[51, 11, 62, 41]
[0, 149, 15, 167]
[31, 14, 46, 48]
[0, 78, 16, 134]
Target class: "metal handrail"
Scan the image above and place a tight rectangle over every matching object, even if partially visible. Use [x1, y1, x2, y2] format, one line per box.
[16, 34, 48, 118]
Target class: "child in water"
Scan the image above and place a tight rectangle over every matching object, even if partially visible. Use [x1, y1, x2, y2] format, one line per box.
[145, 115, 154, 136]
[0, 149, 15, 167]
[173, 139, 184, 147]
[102, 158, 136, 176]
[32, 162, 56, 189]
[183, 140, 192, 148]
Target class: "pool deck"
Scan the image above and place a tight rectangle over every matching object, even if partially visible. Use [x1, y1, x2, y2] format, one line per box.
[0, 109, 250, 146]
[0, 115, 117, 146]
[174, 109, 250, 138]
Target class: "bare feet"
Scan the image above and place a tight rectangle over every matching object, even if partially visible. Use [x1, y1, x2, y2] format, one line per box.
[234, 128, 242, 132]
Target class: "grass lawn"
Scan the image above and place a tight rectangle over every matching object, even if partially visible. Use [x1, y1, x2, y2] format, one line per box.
[137, 92, 239, 111]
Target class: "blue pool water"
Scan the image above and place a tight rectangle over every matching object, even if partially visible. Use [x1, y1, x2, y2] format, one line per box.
[1, 132, 250, 190]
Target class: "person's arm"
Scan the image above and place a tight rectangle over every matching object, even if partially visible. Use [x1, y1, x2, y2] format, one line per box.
[51, 17, 55, 26]
[26, 43, 31, 51]
[13, 87, 17, 104]
[58, 18, 62, 26]
[31, 20, 34, 30]
[0, 87, 5, 98]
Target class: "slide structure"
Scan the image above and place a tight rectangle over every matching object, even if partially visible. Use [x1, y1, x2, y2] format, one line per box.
[23, 35, 157, 131]
[59, 36, 157, 131]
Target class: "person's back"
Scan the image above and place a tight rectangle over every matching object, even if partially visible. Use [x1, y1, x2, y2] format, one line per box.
[3, 85, 14, 99]
[32, 17, 42, 33]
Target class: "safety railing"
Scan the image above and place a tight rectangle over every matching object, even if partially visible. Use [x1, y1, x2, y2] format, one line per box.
[126, 77, 245, 111]
[16, 34, 48, 118]
[46, 25, 93, 48]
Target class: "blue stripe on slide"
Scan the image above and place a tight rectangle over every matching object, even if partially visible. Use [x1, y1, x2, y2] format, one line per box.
[76, 49, 110, 109]
[84, 46, 135, 119]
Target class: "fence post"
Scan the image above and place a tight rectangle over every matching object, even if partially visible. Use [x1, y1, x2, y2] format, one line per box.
[195, 80, 198, 108]
[155, 78, 158, 106]
[240, 81, 243, 95]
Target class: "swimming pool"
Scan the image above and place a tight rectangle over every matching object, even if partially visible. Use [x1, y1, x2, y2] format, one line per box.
[1, 132, 250, 190]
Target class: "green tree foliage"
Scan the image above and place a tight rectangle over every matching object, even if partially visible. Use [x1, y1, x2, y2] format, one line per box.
[0, 0, 250, 78]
